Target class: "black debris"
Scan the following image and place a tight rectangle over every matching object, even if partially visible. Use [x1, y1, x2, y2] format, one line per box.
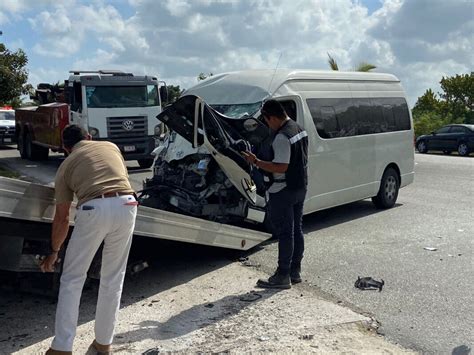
[354, 276, 384, 291]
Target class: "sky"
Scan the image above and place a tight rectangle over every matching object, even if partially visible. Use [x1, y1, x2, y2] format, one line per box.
[0, 0, 473, 107]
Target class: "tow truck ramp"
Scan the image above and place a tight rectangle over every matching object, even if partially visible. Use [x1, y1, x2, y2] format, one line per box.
[0, 176, 271, 253]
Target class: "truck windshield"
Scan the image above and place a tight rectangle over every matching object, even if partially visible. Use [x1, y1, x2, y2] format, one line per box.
[85, 85, 159, 108]
[211, 102, 261, 118]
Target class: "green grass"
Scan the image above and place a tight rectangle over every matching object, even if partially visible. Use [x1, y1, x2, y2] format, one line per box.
[0, 164, 20, 179]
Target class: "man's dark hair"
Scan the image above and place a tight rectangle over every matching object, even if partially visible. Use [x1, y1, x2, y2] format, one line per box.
[261, 100, 287, 120]
[62, 125, 88, 149]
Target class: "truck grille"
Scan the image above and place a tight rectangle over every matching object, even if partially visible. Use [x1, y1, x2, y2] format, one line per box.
[107, 116, 147, 139]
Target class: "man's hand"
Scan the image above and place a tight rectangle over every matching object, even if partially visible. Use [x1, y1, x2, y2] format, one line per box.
[40, 252, 59, 273]
[241, 151, 257, 165]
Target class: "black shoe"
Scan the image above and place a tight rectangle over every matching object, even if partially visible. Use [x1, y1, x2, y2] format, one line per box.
[290, 269, 302, 284]
[256, 269, 291, 289]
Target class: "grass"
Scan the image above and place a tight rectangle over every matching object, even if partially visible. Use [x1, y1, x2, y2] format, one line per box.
[0, 164, 20, 179]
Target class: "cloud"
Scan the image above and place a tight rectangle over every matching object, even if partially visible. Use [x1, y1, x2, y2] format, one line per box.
[28, 2, 148, 58]
[17, 0, 473, 107]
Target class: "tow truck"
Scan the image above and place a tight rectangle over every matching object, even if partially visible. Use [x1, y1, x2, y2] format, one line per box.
[0, 176, 270, 289]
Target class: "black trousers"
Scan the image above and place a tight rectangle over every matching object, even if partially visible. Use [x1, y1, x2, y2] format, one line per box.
[268, 187, 307, 272]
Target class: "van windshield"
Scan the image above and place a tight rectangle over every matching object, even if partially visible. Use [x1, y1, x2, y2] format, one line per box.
[85, 85, 159, 108]
[211, 102, 261, 118]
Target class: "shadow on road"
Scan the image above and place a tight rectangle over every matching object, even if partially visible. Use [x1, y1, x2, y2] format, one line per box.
[303, 200, 402, 234]
[0, 237, 247, 353]
[114, 288, 280, 344]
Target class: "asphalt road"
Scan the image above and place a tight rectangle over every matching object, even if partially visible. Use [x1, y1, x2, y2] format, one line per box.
[0, 145, 472, 353]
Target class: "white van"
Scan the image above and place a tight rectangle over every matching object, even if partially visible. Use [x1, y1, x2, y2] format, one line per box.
[142, 70, 415, 226]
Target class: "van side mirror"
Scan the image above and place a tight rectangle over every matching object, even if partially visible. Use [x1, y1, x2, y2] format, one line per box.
[431, 131, 436, 135]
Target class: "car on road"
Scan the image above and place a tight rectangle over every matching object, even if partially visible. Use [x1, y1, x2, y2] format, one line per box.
[0, 107, 16, 145]
[416, 124, 474, 156]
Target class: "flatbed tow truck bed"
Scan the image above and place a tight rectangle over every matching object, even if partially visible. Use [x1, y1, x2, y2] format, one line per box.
[0, 177, 271, 273]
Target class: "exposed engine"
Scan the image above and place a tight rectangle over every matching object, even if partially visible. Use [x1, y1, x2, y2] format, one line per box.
[140, 152, 254, 223]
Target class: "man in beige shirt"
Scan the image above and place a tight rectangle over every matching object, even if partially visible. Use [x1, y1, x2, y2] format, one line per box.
[40, 125, 138, 355]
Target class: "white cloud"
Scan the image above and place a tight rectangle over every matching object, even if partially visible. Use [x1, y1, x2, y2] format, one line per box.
[16, 0, 473, 106]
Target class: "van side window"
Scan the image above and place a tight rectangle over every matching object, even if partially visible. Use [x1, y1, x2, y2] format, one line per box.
[307, 97, 411, 139]
[279, 100, 297, 121]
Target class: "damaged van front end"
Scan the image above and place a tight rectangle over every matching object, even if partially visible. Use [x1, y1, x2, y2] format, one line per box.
[139, 94, 272, 226]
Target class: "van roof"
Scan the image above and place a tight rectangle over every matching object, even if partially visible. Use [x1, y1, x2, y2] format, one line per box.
[184, 69, 400, 105]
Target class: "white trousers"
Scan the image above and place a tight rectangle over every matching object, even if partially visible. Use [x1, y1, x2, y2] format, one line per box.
[51, 195, 137, 351]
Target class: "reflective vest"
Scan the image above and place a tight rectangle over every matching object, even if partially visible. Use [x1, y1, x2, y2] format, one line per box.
[264, 119, 309, 190]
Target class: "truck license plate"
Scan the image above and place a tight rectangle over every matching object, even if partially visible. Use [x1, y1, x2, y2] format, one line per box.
[3, 138, 11, 143]
[124, 145, 136, 152]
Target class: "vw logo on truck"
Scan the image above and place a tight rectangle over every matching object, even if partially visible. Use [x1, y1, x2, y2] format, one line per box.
[122, 119, 134, 131]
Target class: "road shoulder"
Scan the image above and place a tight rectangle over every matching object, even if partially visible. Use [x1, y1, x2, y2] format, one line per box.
[13, 262, 414, 354]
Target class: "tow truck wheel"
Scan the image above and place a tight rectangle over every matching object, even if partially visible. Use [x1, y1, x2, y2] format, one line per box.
[138, 159, 154, 169]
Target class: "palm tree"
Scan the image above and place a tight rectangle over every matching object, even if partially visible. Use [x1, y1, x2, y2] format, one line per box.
[327, 53, 376, 72]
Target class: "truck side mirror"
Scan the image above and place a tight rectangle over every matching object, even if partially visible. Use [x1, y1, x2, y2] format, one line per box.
[159, 86, 169, 104]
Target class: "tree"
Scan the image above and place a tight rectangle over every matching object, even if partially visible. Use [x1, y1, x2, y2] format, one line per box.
[0, 43, 32, 107]
[327, 53, 339, 71]
[439, 73, 473, 123]
[163, 85, 183, 105]
[412, 89, 440, 118]
[197, 72, 213, 81]
[327, 53, 376, 72]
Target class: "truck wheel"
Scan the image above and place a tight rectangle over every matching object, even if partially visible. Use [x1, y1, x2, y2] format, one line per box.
[138, 159, 154, 169]
[18, 132, 27, 159]
[26, 132, 49, 161]
[372, 167, 400, 209]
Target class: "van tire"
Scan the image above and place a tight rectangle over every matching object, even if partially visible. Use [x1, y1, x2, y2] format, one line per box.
[138, 159, 154, 169]
[372, 167, 399, 209]
[25, 132, 49, 161]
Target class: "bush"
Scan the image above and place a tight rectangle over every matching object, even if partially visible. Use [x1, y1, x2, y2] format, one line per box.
[413, 112, 464, 138]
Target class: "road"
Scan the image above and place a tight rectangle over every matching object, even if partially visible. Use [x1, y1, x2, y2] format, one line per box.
[0, 145, 473, 353]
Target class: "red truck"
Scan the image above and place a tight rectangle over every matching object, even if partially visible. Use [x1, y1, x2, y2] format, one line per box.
[15, 103, 69, 160]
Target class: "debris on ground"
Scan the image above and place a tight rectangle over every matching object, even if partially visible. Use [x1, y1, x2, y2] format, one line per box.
[354, 277, 384, 291]
[239, 291, 262, 302]
[238, 256, 260, 268]
[423, 247, 438, 251]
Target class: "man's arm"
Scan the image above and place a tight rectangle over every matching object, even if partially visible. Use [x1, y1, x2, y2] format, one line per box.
[241, 151, 289, 173]
[40, 202, 71, 272]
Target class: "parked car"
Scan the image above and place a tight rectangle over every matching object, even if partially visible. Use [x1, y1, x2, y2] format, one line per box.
[0, 107, 16, 145]
[416, 124, 474, 156]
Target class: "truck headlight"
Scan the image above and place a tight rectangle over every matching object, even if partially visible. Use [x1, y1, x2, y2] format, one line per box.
[89, 127, 99, 138]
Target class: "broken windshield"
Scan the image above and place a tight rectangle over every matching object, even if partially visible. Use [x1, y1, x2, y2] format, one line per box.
[211, 102, 261, 118]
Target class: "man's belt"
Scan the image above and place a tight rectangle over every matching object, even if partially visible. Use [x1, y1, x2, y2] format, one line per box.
[93, 191, 133, 199]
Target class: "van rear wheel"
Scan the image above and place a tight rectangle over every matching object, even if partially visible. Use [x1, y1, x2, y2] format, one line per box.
[372, 167, 399, 209]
